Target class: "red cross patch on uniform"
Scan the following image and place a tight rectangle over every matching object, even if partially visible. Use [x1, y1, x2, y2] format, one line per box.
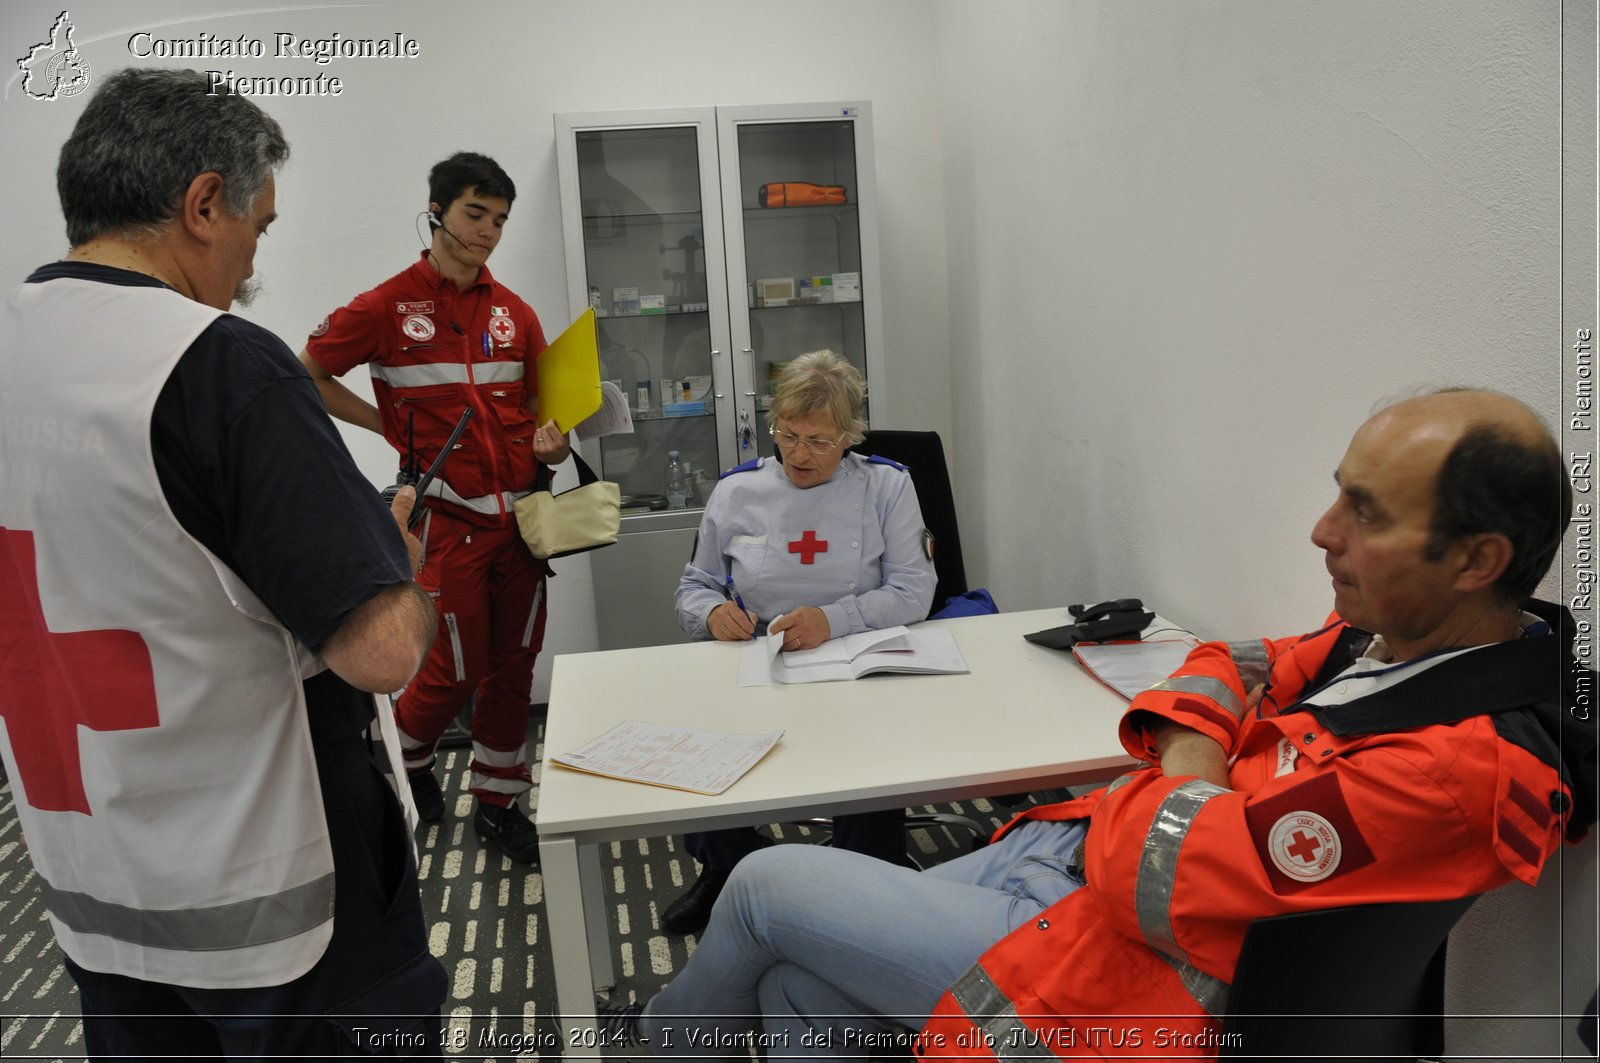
[489, 306, 515, 344]
[401, 314, 435, 342]
[788, 530, 828, 564]
[1244, 772, 1375, 893]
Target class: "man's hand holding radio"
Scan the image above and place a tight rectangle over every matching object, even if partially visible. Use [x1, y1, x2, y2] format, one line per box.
[388, 485, 425, 575]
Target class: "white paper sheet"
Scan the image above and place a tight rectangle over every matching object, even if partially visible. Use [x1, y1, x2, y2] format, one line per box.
[550, 719, 784, 796]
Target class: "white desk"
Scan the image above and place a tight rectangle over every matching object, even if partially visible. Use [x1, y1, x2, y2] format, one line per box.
[535, 607, 1143, 1040]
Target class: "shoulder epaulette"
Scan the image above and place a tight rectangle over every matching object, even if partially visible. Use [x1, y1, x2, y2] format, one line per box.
[865, 454, 908, 472]
[719, 457, 764, 478]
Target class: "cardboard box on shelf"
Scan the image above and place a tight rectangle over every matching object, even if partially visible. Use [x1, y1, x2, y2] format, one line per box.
[798, 276, 834, 304]
[754, 277, 795, 308]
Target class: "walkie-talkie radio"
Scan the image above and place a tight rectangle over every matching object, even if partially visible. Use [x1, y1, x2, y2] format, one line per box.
[1023, 597, 1155, 651]
[383, 406, 474, 530]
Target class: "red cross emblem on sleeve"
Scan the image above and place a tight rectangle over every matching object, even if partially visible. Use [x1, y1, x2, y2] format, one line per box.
[787, 530, 829, 565]
[0, 528, 161, 814]
[1285, 829, 1322, 864]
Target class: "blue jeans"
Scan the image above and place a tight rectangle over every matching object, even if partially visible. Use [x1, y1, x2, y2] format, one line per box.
[643, 818, 1087, 1058]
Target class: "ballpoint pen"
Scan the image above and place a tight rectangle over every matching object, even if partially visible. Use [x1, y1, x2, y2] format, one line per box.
[481, 331, 492, 359]
[725, 574, 748, 614]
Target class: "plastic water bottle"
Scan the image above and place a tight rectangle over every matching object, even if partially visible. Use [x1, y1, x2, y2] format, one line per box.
[665, 451, 687, 510]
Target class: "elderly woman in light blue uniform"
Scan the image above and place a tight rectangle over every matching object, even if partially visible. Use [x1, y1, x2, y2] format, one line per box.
[664, 349, 936, 934]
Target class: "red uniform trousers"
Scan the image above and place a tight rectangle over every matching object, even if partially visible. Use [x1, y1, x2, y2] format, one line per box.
[397, 506, 548, 807]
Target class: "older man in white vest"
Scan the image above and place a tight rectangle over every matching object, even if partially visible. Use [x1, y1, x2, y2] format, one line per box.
[0, 68, 442, 1059]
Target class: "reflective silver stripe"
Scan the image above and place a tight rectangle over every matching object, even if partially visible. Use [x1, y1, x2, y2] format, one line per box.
[472, 741, 526, 768]
[472, 775, 528, 796]
[370, 361, 525, 388]
[445, 613, 466, 682]
[1146, 674, 1242, 717]
[425, 476, 526, 516]
[1134, 778, 1226, 966]
[371, 362, 470, 387]
[1156, 950, 1232, 1017]
[947, 964, 1055, 1060]
[1104, 772, 1139, 797]
[1225, 639, 1271, 693]
[521, 578, 545, 648]
[472, 362, 524, 384]
[38, 873, 332, 953]
[949, 962, 1009, 1017]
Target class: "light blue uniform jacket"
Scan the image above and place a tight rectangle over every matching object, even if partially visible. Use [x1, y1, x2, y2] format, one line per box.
[675, 452, 936, 641]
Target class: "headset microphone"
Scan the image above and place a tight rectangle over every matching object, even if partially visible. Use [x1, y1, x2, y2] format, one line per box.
[421, 208, 471, 252]
[434, 216, 473, 252]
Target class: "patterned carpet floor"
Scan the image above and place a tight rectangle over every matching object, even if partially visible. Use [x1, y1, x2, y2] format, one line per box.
[0, 721, 1052, 1061]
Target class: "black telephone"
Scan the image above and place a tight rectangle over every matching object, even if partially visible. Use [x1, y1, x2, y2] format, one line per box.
[1024, 597, 1154, 651]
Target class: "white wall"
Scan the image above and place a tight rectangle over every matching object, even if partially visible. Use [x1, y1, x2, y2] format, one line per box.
[931, 0, 1593, 1057]
[2, 0, 1593, 1054]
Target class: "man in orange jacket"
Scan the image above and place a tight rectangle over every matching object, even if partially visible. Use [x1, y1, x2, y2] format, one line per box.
[599, 388, 1594, 1058]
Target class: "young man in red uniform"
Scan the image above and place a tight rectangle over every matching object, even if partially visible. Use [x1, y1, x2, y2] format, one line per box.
[301, 152, 569, 864]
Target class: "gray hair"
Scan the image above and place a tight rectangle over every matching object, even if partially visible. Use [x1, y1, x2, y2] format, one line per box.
[768, 349, 869, 445]
[57, 68, 289, 246]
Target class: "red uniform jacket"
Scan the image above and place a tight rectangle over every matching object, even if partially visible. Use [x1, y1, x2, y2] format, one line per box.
[306, 253, 549, 526]
[917, 605, 1591, 1059]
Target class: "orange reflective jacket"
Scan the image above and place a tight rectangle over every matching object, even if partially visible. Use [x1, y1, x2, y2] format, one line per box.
[917, 611, 1584, 1059]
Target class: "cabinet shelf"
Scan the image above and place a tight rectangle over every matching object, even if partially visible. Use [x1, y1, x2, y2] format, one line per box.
[592, 307, 710, 320]
[583, 208, 705, 224]
[748, 299, 864, 312]
[629, 410, 716, 423]
[743, 203, 858, 219]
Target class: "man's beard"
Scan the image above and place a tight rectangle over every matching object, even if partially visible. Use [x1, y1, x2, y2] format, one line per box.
[232, 275, 262, 307]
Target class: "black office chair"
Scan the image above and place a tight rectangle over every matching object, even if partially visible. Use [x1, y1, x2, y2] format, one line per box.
[852, 429, 969, 619]
[1219, 894, 1479, 1061]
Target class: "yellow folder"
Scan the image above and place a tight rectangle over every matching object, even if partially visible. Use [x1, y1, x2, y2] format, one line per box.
[535, 308, 602, 433]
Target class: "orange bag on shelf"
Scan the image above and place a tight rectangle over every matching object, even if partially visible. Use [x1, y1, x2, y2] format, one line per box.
[758, 182, 847, 207]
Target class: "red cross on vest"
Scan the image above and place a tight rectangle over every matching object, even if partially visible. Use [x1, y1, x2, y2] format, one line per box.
[1286, 829, 1323, 865]
[0, 528, 161, 814]
[788, 529, 829, 565]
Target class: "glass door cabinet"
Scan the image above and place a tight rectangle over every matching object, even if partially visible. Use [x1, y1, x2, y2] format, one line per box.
[555, 102, 884, 647]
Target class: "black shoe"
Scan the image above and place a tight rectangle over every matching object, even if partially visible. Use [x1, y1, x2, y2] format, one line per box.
[596, 997, 648, 1048]
[407, 767, 444, 823]
[660, 865, 730, 934]
[474, 799, 539, 865]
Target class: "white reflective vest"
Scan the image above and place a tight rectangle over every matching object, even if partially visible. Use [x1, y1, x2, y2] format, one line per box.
[0, 277, 335, 988]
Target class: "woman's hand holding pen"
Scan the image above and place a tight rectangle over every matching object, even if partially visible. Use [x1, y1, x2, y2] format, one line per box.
[709, 601, 758, 641]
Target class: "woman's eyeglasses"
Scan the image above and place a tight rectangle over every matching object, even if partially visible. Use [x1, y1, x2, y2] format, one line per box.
[769, 425, 847, 454]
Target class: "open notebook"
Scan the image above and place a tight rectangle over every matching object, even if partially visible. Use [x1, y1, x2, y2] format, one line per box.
[738, 624, 970, 686]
